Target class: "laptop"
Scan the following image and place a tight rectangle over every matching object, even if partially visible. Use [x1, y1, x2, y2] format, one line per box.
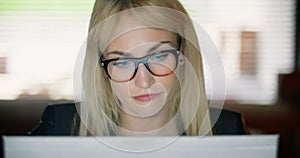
[3, 135, 278, 158]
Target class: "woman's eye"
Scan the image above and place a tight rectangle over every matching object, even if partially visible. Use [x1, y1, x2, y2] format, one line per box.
[151, 53, 168, 62]
[113, 60, 130, 68]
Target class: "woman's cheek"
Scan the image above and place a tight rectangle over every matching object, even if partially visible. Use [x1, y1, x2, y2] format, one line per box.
[157, 74, 178, 96]
[110, 81, 131, 102]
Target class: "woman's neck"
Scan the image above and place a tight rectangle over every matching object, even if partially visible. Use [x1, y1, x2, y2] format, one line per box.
[118, 106, 178, 136]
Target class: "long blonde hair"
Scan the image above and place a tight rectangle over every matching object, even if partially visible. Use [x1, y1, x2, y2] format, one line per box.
[78, 0, 212, 136]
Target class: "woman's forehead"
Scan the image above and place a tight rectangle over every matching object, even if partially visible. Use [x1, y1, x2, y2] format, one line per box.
[104, 41, 176, 59]
[105, 28, 178, 55]
[94, 10, 183, 55]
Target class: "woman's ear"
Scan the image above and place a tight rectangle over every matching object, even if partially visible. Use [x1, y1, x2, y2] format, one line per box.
[101, 68, 108, 78]
[179, 54, 185, 66]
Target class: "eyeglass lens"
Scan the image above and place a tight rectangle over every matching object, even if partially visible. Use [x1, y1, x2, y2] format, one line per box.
[107, 51, 178, 82]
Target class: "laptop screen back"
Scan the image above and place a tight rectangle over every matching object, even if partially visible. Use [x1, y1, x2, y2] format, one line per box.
[3, 135, 278, 158]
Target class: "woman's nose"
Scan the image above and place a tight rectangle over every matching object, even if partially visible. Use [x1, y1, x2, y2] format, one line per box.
[134, 64, 154, 89]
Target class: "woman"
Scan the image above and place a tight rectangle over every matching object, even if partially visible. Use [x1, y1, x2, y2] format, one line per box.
[30, 0, 247, 136]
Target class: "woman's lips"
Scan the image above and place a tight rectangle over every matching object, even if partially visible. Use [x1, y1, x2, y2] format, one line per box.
[133, 93, 160, 102]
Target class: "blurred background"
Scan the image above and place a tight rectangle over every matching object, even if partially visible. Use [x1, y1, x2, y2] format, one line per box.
[0, 0, 299, 157]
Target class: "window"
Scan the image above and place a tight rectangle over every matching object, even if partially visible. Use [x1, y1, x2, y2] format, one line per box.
[181, 0, 296, 104]
[0, 0, 94, 100]
[0, 0, 296, 104]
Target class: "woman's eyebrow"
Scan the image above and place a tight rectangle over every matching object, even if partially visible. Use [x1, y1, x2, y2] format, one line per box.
[106, 41, 173, 57]
[147, 41, 172, 53]
[106, 51, 131, 57]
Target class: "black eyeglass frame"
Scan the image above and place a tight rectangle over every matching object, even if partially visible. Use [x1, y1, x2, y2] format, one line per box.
[99, 49, 181, 82]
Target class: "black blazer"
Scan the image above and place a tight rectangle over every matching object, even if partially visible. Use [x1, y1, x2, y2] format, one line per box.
[29, 103, 248, 136]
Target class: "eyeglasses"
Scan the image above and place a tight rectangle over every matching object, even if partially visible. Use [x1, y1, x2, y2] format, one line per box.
[99, 49, 180, 82]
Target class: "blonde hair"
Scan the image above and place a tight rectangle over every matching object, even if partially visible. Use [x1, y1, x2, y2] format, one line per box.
[78, 0, 213, 136]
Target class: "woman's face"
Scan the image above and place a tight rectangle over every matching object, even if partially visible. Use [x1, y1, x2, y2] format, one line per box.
[103, 27, 181, 118]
